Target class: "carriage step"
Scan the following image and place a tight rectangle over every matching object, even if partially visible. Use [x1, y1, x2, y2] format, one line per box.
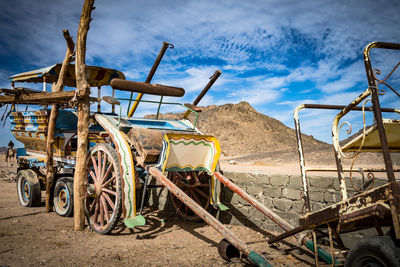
[124, 215, 146, 228]
[217, 203, 229, 211]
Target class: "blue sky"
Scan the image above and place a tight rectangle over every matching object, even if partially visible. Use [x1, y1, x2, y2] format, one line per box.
[0, 0, 399, 147]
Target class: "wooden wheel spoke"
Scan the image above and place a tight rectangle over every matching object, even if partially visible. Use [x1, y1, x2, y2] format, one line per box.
[91, 155, 100, 181]
[93, 197, 100, 224]
[101, 163, 113, 184]
[89, 171, 97, 183]
[88, 198, 97, 214]
[102, 175, 116, 187]
[193, 188, 209, 199]
[176, 199, 184, 212]
[103, 191, 115, 210]
[97, 150, 102, 177]
[191, 189, 202, 204]
[175, 172, 186, 181]
[168, 171, 211, 221]
[100, 152, 107, 180]
[100, 198, 104, 226]
[100, 195, 110, 222]
[193, 172, 201, 184]
[102, 187, 117, 196]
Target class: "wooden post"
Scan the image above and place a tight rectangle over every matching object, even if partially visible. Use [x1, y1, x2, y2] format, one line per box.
[73, 0, 95, 231]
[97, 86, 101, 113]
[45, 30, 75, 212]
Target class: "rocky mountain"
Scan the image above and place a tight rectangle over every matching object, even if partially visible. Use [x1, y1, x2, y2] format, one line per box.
[149, 101, 336, 164]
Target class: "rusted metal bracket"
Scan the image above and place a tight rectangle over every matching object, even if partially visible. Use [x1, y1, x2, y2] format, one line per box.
[182, 70, 221, 119]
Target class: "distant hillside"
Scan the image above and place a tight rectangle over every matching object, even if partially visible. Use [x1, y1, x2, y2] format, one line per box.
[148, 101, 335, 163]
[189, 101, 329, 155]
[147, 101, 388, 166]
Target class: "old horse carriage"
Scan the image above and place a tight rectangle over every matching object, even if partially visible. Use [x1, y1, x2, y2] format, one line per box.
[5, 42, 224, 230]
[1, 42, 272, 265]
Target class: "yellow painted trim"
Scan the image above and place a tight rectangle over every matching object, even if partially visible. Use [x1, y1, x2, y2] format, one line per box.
[164, 133, 221, 174]
[161, 134, 171, 174]
[120, 130, 137, 216]
[127, 93, 143, 117]
[210, 174, 215, 205]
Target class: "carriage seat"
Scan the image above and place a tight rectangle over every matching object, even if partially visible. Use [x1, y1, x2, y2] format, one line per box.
[341, 119, 400, 152]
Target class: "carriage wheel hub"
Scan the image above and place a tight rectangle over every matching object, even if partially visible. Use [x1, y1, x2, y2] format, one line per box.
[86, 184, 96, 196]
[94, 182, 102, 196]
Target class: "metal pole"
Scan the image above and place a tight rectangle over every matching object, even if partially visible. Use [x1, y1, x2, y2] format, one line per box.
[363, 42, 396, 182]
[294, 105, 312, 211]
[127, 42, 174, 117]
[156, 96, 163, 119]
[183, 70, 221, 119]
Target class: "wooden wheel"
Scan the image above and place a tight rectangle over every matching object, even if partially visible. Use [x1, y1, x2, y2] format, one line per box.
[168, 171, 211, 222]
[85, 143, 122, 234]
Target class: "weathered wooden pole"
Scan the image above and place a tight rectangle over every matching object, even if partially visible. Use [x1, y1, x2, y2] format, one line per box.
[45, 30, 75, 212]
[73, 0, 95, 231]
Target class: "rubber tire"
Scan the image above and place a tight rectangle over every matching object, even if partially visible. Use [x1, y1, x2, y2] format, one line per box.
[85, 143, 122, 235]
[345, 235, 400, 267]
[53, 177, 74, 217]
[218, 238, 240, 261]
[16, 169, 41, 207]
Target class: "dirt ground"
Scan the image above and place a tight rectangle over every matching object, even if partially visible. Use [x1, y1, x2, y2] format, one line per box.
[0, 160, 322, 267]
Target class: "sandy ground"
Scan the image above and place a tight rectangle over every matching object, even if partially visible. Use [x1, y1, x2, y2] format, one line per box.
[0, 161, 320, 267]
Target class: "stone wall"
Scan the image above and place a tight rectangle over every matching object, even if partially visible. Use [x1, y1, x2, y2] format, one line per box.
[146, 171, 387, 247]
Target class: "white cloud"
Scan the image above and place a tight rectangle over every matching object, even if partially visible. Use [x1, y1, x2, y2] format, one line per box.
[156, 66, 226, 98]
[0, 0, 399, 147]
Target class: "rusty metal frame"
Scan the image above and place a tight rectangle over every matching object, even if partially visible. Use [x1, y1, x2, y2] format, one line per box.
[290, 42, 400, 264]
[294, 104, 400, 210]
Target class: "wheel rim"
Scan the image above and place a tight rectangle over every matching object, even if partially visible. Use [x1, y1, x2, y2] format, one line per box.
[85, 147, 119, 232]
[168, 171, 210, 221]
[356, 256, 386, 267]
[22, 179, 30, 203]
[57, 187, 69, 209]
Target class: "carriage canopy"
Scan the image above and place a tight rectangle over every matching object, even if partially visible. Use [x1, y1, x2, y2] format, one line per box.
[9, 63, 125, 87]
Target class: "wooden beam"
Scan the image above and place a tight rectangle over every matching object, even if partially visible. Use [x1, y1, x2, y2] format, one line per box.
[0, 87, 42, 94]
[45, 29, 75, 213]
[0, 91, 98, 105]
[73, 0, 95, 231]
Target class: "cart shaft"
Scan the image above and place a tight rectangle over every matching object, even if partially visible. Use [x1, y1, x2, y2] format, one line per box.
[148, 167, 270, 266]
